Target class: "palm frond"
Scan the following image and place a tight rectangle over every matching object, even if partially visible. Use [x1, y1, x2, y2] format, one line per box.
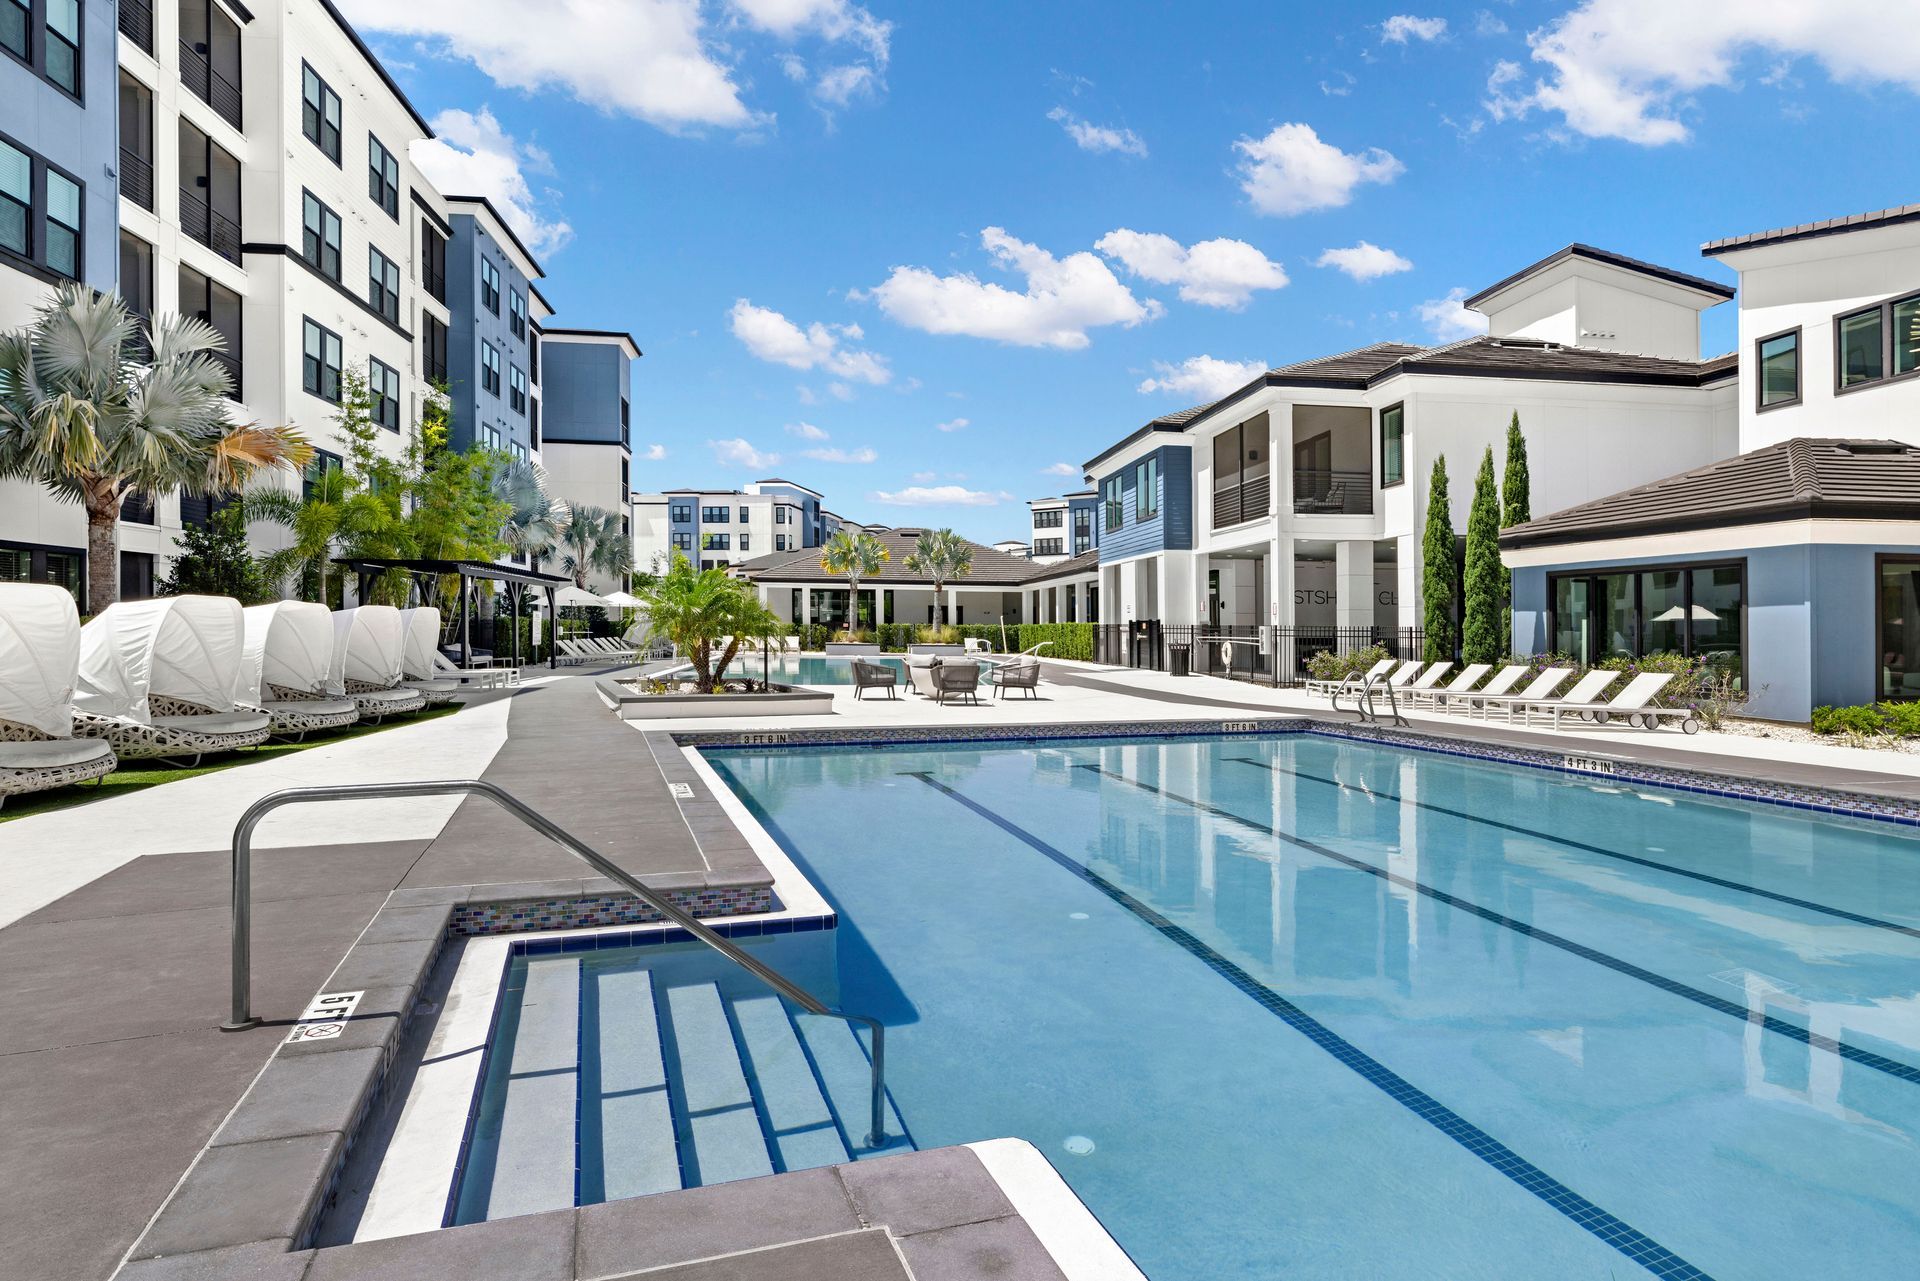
[203, 421, 313, 493]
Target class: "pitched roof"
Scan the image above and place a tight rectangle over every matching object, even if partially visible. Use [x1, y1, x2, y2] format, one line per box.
[1500, 438, 1920, 549]
[1701, 203, 1920, 256]
[1463, 243, 1734, 308]
[1020, 549, 1101, 584]
[1268, 341, 1428, 384]
[741, 531, 1096, 587]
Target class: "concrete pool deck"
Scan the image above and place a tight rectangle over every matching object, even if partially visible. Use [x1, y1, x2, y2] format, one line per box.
[6, 653, 1920, 1280]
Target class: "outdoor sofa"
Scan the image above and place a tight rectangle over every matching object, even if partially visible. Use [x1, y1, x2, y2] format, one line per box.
[239, 600, 360, 738]
[0, 584, 117, 807]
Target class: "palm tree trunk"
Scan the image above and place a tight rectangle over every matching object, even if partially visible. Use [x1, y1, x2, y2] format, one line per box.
[85, 496, 119, 614]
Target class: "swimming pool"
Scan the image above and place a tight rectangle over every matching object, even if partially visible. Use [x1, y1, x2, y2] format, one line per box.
[470, 731, 1920, 1278]
[711, 653, 988, 686]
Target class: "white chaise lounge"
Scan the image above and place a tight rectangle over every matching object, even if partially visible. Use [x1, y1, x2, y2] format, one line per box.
[0, 584, 117, 807]
[1304, 657, 1395, 699]
[240, 601, 360, 738]
[1508, 669, 1623, 726]
[1406, 663, 1491, 710]
[72, 595, 271, 765]
[329, 607, 428, 722]
[1460, 667, 1575, 721]
[399, 608, 462, 706]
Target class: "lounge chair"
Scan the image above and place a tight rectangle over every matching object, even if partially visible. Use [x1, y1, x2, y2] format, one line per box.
[903, 653, 943, 698]
[399, 608, 462, 706]
[1509, 669, 1623, 726]
[72, 595, 271, 765]
[587, 636, 638, 661]
[1383, 660, 1428, 690]
[433, 650, 514, 688]
[1460, 667, 1574, 721]
[1527, 672, 1699, 733]
[1304, 657, 1395, 699]
[1404, 661, 1453, 693]
[329, 607, 428, 722]
[1406, 663, 1491, 710]
[1434, 664, 1528, 713]
[986, 656, 1042, 699]
[0, 584, 117, 807]
[850, 658, 898, 700]
[240, 601, 360, 738]
[933, 661, 982, 706]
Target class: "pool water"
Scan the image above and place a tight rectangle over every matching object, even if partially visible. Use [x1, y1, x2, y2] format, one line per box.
[713, 653, 987, 686]
[698, 732, 1920, 1280]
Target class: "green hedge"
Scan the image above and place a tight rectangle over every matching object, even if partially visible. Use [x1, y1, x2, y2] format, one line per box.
[1812, 701, 1920, 738]
[786, 621, 1095, 659]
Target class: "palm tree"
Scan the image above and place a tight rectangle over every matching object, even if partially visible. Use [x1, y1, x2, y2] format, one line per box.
[0, 282, 310, 610]
[904, 527, 973, 624]
[819, 528, 889, 631]
[494, 458, 567, 563]
[557, 504, 633, 590]
[636, 554, 786, 693]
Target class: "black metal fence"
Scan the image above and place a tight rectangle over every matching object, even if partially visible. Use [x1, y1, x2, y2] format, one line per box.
[1094, 621, 1427, 687]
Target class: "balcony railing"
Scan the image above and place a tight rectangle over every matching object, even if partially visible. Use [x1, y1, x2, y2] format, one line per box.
[178, 40, 242, 130]
[120, 149, 154, 211]
[179, 189, 241, 264]
[423, 265, 446, 303]
[1211, 475, 1271, 529]
[207, 348, 243, 399]
[1292, 468, 1374, 516]
[126, 310, 154, 364]
[119, 0, 153, 53]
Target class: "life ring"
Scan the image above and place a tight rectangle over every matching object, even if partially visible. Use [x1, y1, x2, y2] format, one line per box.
[1219, 640, 1235, 667]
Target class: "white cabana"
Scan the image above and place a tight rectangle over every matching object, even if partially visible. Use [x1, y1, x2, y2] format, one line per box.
[329, 605, 407, 691]
[0, 583, 84, 738]
[77, 595, 245, 721]
[240, 601, 335, 703]
[399, 607, 461, 705]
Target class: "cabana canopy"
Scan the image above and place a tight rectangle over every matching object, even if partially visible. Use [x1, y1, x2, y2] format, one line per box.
[240, 601, 334, 704]
[333, 557, 573, 669]
[77, 595, 245, 722]
[0, 584, 83, 738]
[399, 606, 443, 681]
[330, 606, 406, 692]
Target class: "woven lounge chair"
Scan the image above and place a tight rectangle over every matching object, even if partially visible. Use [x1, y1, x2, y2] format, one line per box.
[933, 661, 982, 706]
[399, 608, 462, 706]
[72, 595, 270, 766]
[329, 607, 428, 722]
[0, 584, 116, 808]
[240, 601, 360, 738]
[986, 656, 1041, 699]
[903, 653, 943, 698]
[850, 658, 899, 700]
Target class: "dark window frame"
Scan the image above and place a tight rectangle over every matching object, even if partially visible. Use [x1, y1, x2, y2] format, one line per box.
[1135, 455, 1158, 521]
[1379, 401, 1406, 488]
[301, 316, 342, 403]
[367, 355, 400, 431]
[1832, 292, 1920, 397]
[420, 218, 447, 302]
[508, 363, 527, 414]
[669, 503, 693, 523]
[3, 0, 85, 103]
[1875, 552, 1920, 702]
[1545, 557, 1748, 689]
[1754, 325, 1801, 413]
[479, 257, 500, 314]
[300, 61, 342, 165]
[508, 286, 525, 338]
[300, 188, 341, 282]
[1102, 473, 1123, 532]
[367, 134, 400, 219]
[0, 127, 85, 284]
[368, 243, 400, 323]
[480, 339, 501, 396]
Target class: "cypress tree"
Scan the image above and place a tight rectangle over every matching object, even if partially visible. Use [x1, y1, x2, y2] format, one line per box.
[1462, 445, 1503, 664]
[1420, 456, 1457, 664]
[1500, 412, 1530, 643]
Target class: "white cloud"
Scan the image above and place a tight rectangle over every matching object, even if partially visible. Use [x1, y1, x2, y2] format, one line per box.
[729, 300, 891, 384]
[1136, 355, 1266, 400]
[870, 485, 1005, 507]
[802, 445, 878, 463]
[730, 0, 889, 111]
[1234, 123, 1404, 216]
[935, 417, 969, 432]
[1320, 71, 1357, 96]
[709, 438, 781, 469]
[1417, 287, 1488, 342]
[338, 1, 760, 132]
[1094, 230, 1288, 310]
[410, 107, 573, 255]
[864, 228, 1162, 350]
[1485, 0, 1920, 146]
[643, 444, 668, 461]
[1315, 241, 1415, 282]
[910, 470, 936, 482]
[1042, 462, 1081, 477]
[1046, 107, 1147, 157]
[1474, 10, 1508, 37]
[785, 421, 830, 440]
[1381, 15, 1448, 44]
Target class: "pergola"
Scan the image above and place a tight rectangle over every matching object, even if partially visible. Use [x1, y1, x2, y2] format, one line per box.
[334, 557, 574, 670]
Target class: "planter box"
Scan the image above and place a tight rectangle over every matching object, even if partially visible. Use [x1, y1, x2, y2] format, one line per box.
[824, 642, 881, 655]
[908, 644, 966, 656]
[597, 679, 835, 720]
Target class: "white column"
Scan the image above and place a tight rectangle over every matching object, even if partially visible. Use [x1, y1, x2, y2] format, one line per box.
[1334, 540, 1373, 639]
[1157, 551, 1201, 624]
[945, 585, 959, 625]
[1397, 533, 1420, 632]
[800, 586, 811, 626]
[1268, 534, 1294, 627]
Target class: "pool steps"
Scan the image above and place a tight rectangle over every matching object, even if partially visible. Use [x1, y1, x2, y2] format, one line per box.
[461, 955, 909, 1222]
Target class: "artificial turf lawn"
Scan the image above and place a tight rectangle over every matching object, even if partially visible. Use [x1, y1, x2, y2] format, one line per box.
[0, 704, 464, 823]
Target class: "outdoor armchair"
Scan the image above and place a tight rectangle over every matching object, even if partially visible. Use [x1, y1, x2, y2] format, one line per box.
[850, 658, 899, 700]
[987, 657, 1042, 699]
[933, 661, 983, 706]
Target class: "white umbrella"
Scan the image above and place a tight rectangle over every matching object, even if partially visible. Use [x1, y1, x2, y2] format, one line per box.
[552, 584, 611, 609]
[599, 590, 644, 608]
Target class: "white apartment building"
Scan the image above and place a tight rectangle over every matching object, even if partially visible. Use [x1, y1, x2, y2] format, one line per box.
[1026, 490, 1098, 564]
[633, 480, 837, 574]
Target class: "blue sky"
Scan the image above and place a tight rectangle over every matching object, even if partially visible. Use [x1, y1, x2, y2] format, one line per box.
[343, 1, 1920, 541]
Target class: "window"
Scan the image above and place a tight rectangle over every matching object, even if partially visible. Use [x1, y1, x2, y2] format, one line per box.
[420, 220, 447, 302]
[120, 230, 154, 320]
[1212, 414, 1270, 528]
[530, 399, 539, 448]
[701, 506, 730, 522]
[1034, 538, 1063, 556]
[775, 506, 792, 524]
[0, 140, 26, 258]
[301, 64, 341, 163]
[44, 0, 78, 95]
[775, 533, 790, 552]
[181, 264, 241, 395]
[508, 288, 526, 338]
[1549, 561, 1745, 688]
[738, 505, 750, 522]
[367, 135, 399, 218]
[43, 170, 77, 277]
[302, 318, 342, 402]
[670, 502, 692, 523]
[421, 313, 448, 384]
[368, 357, 400, 431]
[1379, 403, 1405, 486]
[303, 449, 343, 502]
[1102, 474, 1123, 532]
[671, 532, 692, 551]
[1, 0, 26, 62]
[118, 71, 154, 211]
[367, 246, 400, 322]
[701, 532, 730, 551]
[1135, 456, 1158, 520]
[1073, 507, 1092, 555]
[1034, 508, 1063, 528]
[739, 534, 750, 552]
[1879, 557, 1920, 700]
[480, 258, 500, 313]
[301, 190, 341, 281]
[509, 365, 527, 414]
[1832, 293, 1920, 394]
[480, 341, 501, 395]
[1756, 328, 1799, 410]
[0, 138, 83, 281]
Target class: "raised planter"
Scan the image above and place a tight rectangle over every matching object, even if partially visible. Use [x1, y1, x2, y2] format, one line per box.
[597, 678, 834, 719]
[824, 642, 881, 655]
[908, 643, 966, 655]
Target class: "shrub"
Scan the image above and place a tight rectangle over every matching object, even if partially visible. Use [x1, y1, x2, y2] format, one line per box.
[1812, 704, 1889, 738]
[1306, 644, 1389, 683]
[1014, 623, 1094, 661]
[1879, 701, 1920, 737]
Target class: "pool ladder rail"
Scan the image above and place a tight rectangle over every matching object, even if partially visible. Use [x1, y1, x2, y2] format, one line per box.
[216, 779, 890, 1149]
[1331, 670, 1410, 727]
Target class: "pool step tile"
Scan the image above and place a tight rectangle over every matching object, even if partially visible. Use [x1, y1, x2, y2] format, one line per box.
[583, 967, 681, 1203]
[791, 1011, 910, 1158]
[483, 956, 581, 1220]
[664, 983, 776, 1186]
[730, 994, 851, 1173]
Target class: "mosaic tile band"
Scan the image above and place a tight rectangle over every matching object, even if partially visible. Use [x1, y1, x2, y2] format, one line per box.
[450, 887, 778, 936]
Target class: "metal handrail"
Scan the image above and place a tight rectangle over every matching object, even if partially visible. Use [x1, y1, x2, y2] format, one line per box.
[219, 779, 889, 1146]
[1333, 671, 1408, 727]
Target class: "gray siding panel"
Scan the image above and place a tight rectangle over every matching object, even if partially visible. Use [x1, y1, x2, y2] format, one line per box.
[1094, 445, 1192, 560]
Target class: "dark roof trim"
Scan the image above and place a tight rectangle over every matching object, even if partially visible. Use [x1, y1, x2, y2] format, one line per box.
[410, 189, 452, 238]
[543, 327, 644, 358]
[314, 0, 435, 138]
[1500, 499, 1920, 550]
[1081, 421, 1195, 476]
[218, 0, 254, 23]
[1463, 243, 1735, 308]
[529, 282, 556, 315]
[1381, 357, 1711, 390]
[241, 243, 413, 341]
[1701, 203, 1920, 256]
[333, 556, 571, 586]
[444, 195, 547, 279]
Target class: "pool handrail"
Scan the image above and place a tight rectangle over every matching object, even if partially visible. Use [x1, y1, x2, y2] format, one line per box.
[218, 779, 889, 1147]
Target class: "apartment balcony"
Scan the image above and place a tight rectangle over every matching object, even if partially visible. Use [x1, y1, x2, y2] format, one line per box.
[1211, 475, 1270, 529]
[120, 150, 154, 211]
[178, 39, 242, 131]
[1292, 468, 1374, 516]
[179, 189, 241, 264]
[119, 0, 154, 54]
[207, 348, 242, 400]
